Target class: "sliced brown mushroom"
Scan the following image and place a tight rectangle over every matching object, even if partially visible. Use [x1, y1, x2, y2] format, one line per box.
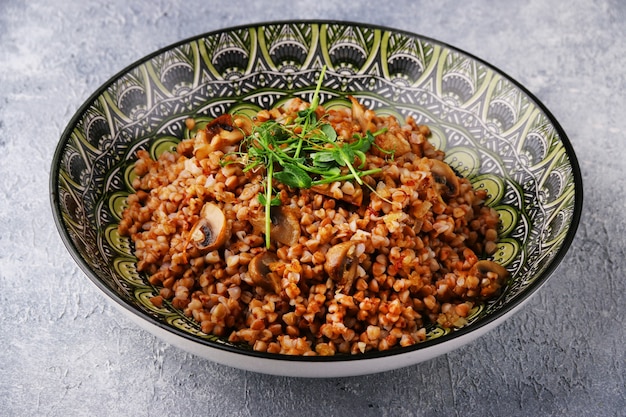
[349, 96, 412, 156]
[311, 183, 364, 206]
[470, 260, 509, 280]
[470, 260, 510, 299]
[205, 114, 234, 136]
[249, 206, 301, 246]
[189, 202, 230, 251]
[324, 241, 359, 293]
[194, 114, 244, 158]
[248, 252, 282, 294]
[430, 159, 460, 198]
[349, 95, 376, 134]
[374, 131, 412, 157]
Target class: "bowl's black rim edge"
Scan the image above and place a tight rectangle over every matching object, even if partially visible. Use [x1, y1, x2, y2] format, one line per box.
[49, 19, 584, 363]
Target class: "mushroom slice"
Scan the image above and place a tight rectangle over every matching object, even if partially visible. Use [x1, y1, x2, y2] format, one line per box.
[248, 252, 282, 294]
[249, 206, 301, 246]
[470, 260, 510, 298]
[349, 95, 376, 134]
[324, 241, 359, 293]
[470, 260, 509, 280]
[349, 96, 411, 157]
[189, 202, 230, 251]
[193, 114, 244, 157]
[373, 131, 411, 157]
[205, 114, 234, 136]
[311, 183, 364, 206]
[430, 159, 460, 198]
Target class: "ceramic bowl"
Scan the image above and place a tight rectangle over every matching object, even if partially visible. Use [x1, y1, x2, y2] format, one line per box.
[50, 20, 582, 377]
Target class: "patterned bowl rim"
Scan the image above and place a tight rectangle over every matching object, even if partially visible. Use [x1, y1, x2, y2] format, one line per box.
[49, 19, 583, 363]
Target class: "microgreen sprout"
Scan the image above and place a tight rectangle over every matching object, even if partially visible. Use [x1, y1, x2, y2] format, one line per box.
[232, 65, 387, 248]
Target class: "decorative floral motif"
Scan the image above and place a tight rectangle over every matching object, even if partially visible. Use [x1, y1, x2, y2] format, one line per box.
[51, 22, 581, 355]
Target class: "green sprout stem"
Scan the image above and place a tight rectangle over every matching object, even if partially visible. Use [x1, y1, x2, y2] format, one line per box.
[294, 65, 326, 160]
[340, 152, 364, 185]
[310, 169, 382, 186]
[265, 161, 274, 248]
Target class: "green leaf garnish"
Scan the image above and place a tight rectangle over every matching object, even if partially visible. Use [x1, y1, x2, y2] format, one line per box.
[273, 163, 312, 188]
[258, 193, 281, 207]
[319, 123, 337, 142]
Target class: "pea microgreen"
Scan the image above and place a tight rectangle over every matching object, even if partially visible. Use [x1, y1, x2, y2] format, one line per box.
[231, 65, 387, 248]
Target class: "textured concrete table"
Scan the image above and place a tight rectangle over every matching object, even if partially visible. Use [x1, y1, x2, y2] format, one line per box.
[1, 1, 624, 416]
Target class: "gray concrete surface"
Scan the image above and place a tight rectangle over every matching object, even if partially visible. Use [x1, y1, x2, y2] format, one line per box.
[0, 0, 624, 416]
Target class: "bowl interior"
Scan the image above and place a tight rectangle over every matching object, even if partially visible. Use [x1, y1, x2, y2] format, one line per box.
[51, 21, 582, 360]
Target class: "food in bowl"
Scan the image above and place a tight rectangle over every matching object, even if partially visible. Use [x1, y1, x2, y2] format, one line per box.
[117, 72, 509, 356]
[51, 21, 582, 376]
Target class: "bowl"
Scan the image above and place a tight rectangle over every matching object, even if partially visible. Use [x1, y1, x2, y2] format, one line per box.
[50, 20, 582, 377]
